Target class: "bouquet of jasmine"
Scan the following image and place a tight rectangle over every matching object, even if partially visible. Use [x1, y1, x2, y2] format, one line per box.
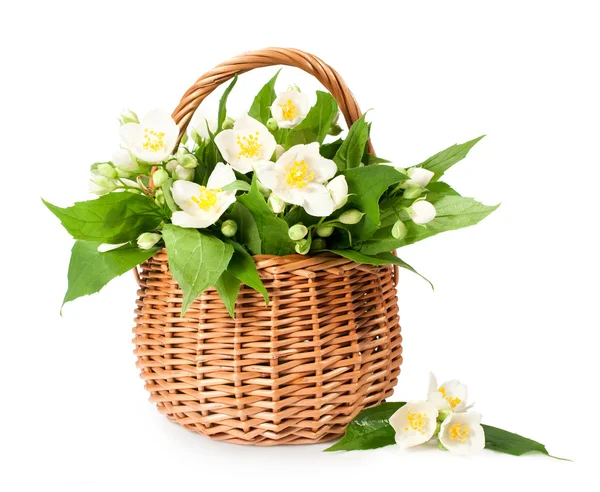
[44, 72, 497, 316]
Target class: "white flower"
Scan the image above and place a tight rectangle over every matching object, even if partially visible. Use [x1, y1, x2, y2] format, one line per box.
[112, 148, 139, 172]
[409, 200, 436, 225]
[439, 412, 485, 455]
[190, 106, 218, 140]
[427, 372, 470, 412]
[214, 114, 276, 173]
[119, 109, 179, 163]
[406, 167, 434, 187]
[171, 162, 236, 229]
[326, 175, 348, 211]
[270, 90, 310, 128]
[256, 143, 337, 217]
[389, 401, 439, 448]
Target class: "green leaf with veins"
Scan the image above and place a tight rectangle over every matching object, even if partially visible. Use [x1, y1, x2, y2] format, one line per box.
[217, 74, 238, 129]
[62, 241, 158, 309]
[248, 70, 280, 124]
[334, 113, 370, 171]
[214, 271, 241, 318]
[226, 202, 262, 255]
[43, 193, 164, 244]
[225, 240, 269, 305]
[419, 135, 485, 181]
[162, 224, 234, 316]
[286, 91, 338, 146]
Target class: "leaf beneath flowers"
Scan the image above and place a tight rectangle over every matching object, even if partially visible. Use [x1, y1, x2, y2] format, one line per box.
[334, 113, 370, 171]
[225, 240, 269, 305]
[324, 402, 405, 451]
[248, 70, 280, 124]
[215, 270, 241, 318]
[226, 202, 262, 255]
[420, 135, 485, 181]
[162, 224, 234, 315]
[62, 241, 158, 310]
[43, 193, 165, 244]
[482, 425, 566, 459]
[217, 74, 238, 129]
[237, 176, 295, 255]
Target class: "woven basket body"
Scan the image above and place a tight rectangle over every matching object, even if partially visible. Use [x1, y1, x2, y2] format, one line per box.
[132, 48, 403, 445]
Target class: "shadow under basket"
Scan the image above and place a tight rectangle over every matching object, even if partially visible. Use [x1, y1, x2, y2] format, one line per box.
[133, 250, 402, 445]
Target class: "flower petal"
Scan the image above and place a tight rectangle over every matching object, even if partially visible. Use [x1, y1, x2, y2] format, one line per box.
[301, 183, 334, 217]
[326, 175, 348, 210]
[207, 162, 236, 190]
[171, 180, 202, 213]
[314, 157, 337, 182]
[389, 400, 438, 449]
[171, 211, 216, 229]
[214, 129, 238, 166]
[439, 412, 485, 455]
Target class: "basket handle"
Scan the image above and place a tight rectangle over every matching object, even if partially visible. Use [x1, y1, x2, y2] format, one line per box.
[171, 47, 373, 154]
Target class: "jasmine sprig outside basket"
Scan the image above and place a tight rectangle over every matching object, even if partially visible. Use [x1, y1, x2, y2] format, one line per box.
[44, 69, 497, 317]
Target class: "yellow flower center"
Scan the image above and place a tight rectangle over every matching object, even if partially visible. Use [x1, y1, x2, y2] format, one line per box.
[237, 131, 262, 159]
[285, 160, 314, 189]
[448, 423, 470, 442]
[188, 186, 219, 211]
[440, 386, 462, 408]
[403, 411, 429, 434]
[278, 99, 298, 121]
[142, 128, 166, 153]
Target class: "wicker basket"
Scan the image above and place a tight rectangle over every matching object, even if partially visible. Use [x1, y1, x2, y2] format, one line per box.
[132, 48, 402, 446]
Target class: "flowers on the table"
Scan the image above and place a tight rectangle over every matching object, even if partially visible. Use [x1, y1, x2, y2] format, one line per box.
[409, 200, 437, 225]
[170, 162, 237, 228]
[427, 372, 469, 412]
[215, 115, 277, 173]
[389, 400, 439, 448]
[256, 143, 342, 217]
[439, 412, 485, 455]
[119, 109, 179, 163]
[270, 90, 310, 128]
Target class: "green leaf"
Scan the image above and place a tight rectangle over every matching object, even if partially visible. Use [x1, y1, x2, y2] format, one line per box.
[420, 135, 485, 181]
[320, 139, 343, 159]
[324, 402, 405, 452]
[226, 240, 269, 305]
[237, 176, 295, 255]
[220, 180, 251, 193]
[363, 153, 391, 165]
[287, 91, 338, 146]
[162, 224, 234, 315]
[217, 74, 238, 129]
[43, 193, 164, 244]
[161, 178, 178, 215]
[341, 166, 407, 241]
[334, 114, 370, 171]
[62, 241, 158, 309]
[248, 70, 280, 124]
[482, 425, 566, 459]
[329, 250, 432, 289]
[227, 202, 262, 255]
[391, 195, 499, 248]
[215, 271, 241, 318]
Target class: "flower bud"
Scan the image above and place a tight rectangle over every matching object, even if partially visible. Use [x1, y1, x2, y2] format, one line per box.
[268, 193, 285, 213]
[406, 167, 435, 187]
[310, 238, 326, 252]
[332, 112, 340, 125]
[328, 123, 343, 136]
[152, 168, 169, 187]
[190, 128, 203, 145]
[274, 144, 285, 160]
[338, 209, 365, 225]
[409, 200, 436, 225]
[392, 220, 408, 240]
[154, 189, 165, 206]
[222, 116, 235, 130]
[96, 163, 117, 179]
[295, 238, 311, 255]
[174, 165, 194, 181]
[166, 160, 178, 173]
[178, 153, 198, 169]
[119, 108, 139, 126]
[112, 148, 140, 172]
[266, 117, 279, 131]
[316, 225, 334, 238]
[403, 186, 422, 200]
[288, 224, 308, 241]
[89, 174, 117, 195]
[257, 180, 270, 196]
[137, 232, 161, 250]
[287, 84, 301, 92]
[221, 220, 238, 237]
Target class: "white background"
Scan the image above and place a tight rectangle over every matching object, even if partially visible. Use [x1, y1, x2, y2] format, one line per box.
[1, 0, 597, 490]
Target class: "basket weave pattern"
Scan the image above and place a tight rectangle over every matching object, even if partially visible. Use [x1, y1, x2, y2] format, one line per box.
[132, 48, 403, 445]
[133, 252, 401, 445]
